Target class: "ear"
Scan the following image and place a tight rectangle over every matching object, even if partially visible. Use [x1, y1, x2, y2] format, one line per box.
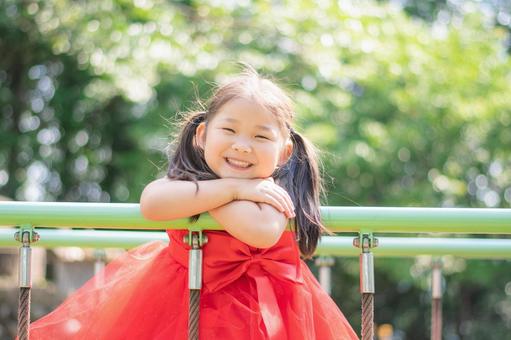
[195, 122, 207, 149]
[278, 138, 293, 165]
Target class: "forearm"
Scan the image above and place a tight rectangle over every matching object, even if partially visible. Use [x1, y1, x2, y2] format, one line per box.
[209, 201, 289, 248]
[140, 178, 238, 220]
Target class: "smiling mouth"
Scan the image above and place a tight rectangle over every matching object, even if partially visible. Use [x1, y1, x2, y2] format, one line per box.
[225, 158, 253, 169]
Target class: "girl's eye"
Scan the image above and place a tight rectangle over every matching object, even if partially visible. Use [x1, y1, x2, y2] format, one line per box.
[256, 135, 270, 140]
[222, 128, 235, 133]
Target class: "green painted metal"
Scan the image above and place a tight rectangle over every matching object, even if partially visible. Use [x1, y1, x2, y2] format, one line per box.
[1, 228, 168, 248]
[1, 228, 511, 259]
[1, 202, 511, 234]
[0, 202, 209, 229]
[315, 236, 511, 259]
[321, 206, 511, 233]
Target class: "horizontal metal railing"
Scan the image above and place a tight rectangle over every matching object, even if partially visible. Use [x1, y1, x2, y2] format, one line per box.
[1, 228, 511, 259]
[1, 201, 511, 233]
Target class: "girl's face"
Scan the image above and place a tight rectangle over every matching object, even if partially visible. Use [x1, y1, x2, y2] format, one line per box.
[195, 98, 292, 179]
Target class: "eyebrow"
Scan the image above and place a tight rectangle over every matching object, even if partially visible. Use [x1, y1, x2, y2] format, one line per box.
[220, 118, 274, 132]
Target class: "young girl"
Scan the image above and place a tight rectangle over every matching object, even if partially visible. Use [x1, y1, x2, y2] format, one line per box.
[28, 66, 358, 339]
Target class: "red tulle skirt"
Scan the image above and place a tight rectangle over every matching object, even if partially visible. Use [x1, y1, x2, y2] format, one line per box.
[29, 230, 359, 340]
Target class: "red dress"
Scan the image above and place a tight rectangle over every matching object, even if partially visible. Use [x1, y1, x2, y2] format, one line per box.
[29, 230, 359, 340]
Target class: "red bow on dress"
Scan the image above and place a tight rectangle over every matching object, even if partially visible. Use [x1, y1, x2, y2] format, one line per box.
[168, 230, 304, 339]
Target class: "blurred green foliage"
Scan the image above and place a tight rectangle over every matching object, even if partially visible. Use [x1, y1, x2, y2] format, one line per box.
[1, 0, 511, 339]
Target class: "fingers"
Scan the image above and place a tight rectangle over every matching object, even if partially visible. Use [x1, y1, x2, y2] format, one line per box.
[262, 179, 295, 218]
[239, 178, 295, 218]
[273, 186, 295, 218]
[264, 194, 287, 215]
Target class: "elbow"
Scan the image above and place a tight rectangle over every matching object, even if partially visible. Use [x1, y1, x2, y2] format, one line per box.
[139, 188, 154, 220]
[139, 185, 165, 221]
[139, 183, 181, 221]
[248, 220, 286, 249]
[217, 201, 288, 249]
[248, 206, 288, 249]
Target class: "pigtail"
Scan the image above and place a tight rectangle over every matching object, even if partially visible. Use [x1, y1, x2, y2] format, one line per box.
[167, 111, 217, 182]
[274, 129, 330, 258]
[167, 111, 218, 222]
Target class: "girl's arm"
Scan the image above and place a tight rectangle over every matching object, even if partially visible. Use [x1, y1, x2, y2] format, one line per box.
[209, 201, 290, 249]
[140, 178, 239, 220]
[140, 177, 294, 221]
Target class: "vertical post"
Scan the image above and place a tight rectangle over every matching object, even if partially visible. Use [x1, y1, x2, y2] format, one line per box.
[94, 248, 106, 294]
[315, 256, 335, 295]
[431, 258, 443, 340]
[354, 233, 378, 340]
[185, 230, 207, 340]
[15, 225, 39, 340]
[94, 249, 106, 275]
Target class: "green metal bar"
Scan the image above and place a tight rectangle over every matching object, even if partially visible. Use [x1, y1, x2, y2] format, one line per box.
[1, 228, 511, 259]
[1, 202, 511, 234]
[0, 202, 208, 229]
[0, 228, 167, 248]
[316, 236, 511, 259]
[321, 206, 511, 233]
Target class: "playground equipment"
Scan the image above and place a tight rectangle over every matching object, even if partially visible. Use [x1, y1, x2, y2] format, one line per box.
[1, 202, 511, 340]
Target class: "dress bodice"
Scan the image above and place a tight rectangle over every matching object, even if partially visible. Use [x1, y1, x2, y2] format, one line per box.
[166, 230, 303, 293]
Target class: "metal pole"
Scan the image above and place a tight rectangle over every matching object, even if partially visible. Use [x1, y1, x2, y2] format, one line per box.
[315, 256, 335, 295]
[2, 202, 511, 234]
[94, 249, 106, 275]
[185, 231, 207, 340]
[15, 226, 39, 340]
[354, 233, 378, 340]
[431, 258, 443, 340]
[94, 248, 106, 298]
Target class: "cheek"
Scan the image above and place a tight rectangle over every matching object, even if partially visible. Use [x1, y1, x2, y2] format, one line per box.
[204, 134, 224, 152]
[203, 136, 230, 167]
[259, 146, 281, 164]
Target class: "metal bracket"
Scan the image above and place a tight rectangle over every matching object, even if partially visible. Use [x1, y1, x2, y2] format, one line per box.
[14, 224, 40, 245]
[353, 232, 378, 253]
[184, 230, 208, 291]
[353, 232, 378, 294]
[14, 224, 39, 289]
[183, 229, 208, 248]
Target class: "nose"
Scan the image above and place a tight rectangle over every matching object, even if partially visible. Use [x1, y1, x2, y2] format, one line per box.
[232, 140, 252, 153]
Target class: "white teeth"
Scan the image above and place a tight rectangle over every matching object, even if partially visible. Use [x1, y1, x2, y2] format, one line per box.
[227, 158, 251, 168]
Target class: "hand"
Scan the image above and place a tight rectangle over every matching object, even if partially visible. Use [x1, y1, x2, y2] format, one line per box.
[233, 178, 295, 218]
